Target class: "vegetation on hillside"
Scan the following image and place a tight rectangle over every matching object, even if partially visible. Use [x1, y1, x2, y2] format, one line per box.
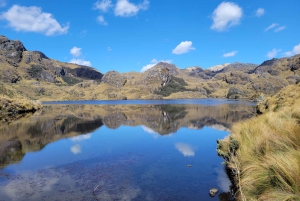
[217, 83, 300, 200]
[0, 83, 43, 120]
[154, 76, 194, 96]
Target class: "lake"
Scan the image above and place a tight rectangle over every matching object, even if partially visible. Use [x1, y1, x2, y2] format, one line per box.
[0, 99, 256, 201]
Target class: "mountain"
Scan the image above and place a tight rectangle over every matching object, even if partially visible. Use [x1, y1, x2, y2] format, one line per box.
[0, 35, 103, 84]
[0, 35, 299, 102]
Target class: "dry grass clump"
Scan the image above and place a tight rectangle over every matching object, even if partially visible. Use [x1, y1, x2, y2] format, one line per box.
[218, 84, 300, 200]
[0, 94, 42, 115]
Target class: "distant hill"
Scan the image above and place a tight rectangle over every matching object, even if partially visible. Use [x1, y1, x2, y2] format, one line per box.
[0, 35, 299, 101]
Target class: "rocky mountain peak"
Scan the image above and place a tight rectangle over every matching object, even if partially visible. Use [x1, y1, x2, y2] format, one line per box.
[0, 35, 27, 66]
[101, 71, 127, 88]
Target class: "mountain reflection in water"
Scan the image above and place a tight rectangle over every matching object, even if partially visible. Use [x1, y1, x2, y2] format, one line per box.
[0, 103, 255, 168]
[0, 101, 255, 201]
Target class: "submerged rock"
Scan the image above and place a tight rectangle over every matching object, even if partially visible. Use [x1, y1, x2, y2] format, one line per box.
[209, 188, 219, 197]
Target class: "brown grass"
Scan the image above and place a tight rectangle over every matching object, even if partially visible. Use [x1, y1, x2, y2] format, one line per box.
[218, 84, 300, 200]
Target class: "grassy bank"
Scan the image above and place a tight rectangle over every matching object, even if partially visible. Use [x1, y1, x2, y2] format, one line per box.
[0, 94, 42, 120]
[217, 83, 300, 200]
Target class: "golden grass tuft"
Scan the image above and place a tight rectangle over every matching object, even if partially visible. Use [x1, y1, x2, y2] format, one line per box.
[218, 84, 300, 200]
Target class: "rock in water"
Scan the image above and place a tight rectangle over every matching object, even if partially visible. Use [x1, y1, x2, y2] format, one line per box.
[209, 188, 219, 197]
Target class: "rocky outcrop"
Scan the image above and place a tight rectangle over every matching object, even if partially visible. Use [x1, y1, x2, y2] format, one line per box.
[0, 35, 26, 66]
[224, 72, 252, 85]
[227, 87, 245, 99]
[143, 62, 179, 85]
[101, 71, 127, 88]
[182, 67, 216, 79]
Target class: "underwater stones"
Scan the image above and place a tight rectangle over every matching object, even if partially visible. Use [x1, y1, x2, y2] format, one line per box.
[209, 188, 219, 197]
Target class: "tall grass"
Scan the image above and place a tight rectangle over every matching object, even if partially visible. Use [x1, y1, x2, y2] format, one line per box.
[218, 84, 300, 200]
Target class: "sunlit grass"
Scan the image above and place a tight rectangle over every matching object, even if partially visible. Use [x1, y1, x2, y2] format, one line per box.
[218, 84, 300, 200]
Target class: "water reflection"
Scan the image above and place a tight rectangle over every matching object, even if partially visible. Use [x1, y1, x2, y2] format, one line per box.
[0, 103, 255, 168]
[175, 143, 196, 157]
[0, 102, 254, 200]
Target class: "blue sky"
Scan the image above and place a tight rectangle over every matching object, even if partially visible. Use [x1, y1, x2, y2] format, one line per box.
[0, 0, 299, 73]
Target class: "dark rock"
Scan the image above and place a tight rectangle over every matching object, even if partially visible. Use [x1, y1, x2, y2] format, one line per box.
[227, 87, 244, 99]
[0, 35, 26, 64]
[76, 66, 103, 80]
[209, 188, 219, 197]
[11, 76, 21, 83]
[251, 58, 279, 74]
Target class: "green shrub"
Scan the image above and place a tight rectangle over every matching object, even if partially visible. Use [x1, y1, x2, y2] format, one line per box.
[62, 76, 81, 85]
[154, 76, 190, 96]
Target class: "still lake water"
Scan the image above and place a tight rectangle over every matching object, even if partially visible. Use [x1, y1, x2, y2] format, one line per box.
[0, 99, 256, 201]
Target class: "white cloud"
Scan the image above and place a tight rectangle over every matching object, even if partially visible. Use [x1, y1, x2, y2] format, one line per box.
[94, 0, 113, 12]
[284, 43, 300, 56]
[0, 0, 6, 7]
[175, 143, 196, 157]
[107, 46, 112, 51]
[141, 58, 172, 72]
[114, 0, 149, 17]
[71, 144, 81, 154]
[0, 5, 69, 36]
[69, 58, 92, 66]
[211, 2, 243, 32]
[97, 15, 108, 25]
[265, 23, 278, 31]
[70, 46, 82, 57]
[255, 8, 265, 17]
[223, 50, 238, 57]
[274, 26, 286, 32]
[267, 48, 281, 59]
[172, 41, 195, 55]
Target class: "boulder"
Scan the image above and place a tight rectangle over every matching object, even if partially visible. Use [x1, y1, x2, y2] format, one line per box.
[209, 188, 219, 197]
[227, 87, 244, 99]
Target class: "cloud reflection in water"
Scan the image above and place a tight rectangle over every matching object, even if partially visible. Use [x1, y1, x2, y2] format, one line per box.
[175, 142, 196, 157]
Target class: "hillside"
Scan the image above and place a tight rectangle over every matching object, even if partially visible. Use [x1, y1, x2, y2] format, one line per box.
[0, 35, 299, 101]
